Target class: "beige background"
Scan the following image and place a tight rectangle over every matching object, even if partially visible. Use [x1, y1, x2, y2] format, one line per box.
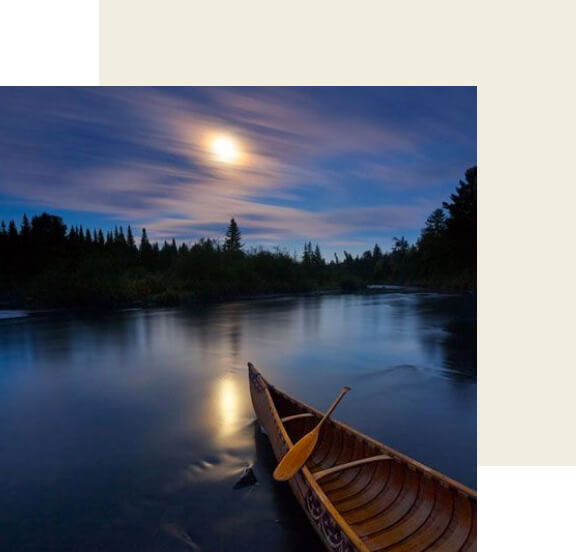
[100, 0, 576, 465]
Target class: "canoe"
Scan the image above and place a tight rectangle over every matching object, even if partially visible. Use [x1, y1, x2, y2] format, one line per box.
[248, 363, 476, 552]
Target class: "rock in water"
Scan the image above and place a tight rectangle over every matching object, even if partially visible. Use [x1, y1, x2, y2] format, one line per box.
[233, 466, 257, 489]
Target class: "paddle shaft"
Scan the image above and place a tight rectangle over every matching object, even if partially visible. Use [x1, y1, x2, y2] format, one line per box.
[317, 386, 350, 430]
[273, 386, 351, 481]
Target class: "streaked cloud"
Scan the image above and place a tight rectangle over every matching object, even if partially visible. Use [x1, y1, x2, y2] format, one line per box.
[0, 87, 476, 255]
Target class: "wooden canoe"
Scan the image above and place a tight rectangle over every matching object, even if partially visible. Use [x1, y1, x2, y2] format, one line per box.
[248, 363, 476, 552]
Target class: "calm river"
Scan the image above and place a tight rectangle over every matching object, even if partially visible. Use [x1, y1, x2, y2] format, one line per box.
[0, 291, 476, 551]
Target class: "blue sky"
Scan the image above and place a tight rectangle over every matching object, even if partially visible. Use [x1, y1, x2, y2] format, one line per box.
[0, 87, 476, 257]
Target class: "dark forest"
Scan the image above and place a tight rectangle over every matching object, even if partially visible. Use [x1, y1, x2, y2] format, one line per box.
[0, 167, 476, 308]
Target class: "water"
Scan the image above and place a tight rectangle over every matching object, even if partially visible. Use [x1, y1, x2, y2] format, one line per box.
[0, 291, 476, 551]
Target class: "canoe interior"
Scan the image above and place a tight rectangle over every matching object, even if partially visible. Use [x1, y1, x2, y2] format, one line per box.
[266, 382, 477, 552]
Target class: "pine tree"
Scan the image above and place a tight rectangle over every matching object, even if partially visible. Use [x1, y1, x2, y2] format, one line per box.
[138, 228, 155, 268]
[442, 166, 476, 270]
[0, 221, 6, 257]
[126, 225, 136, 250]
[392, 236, 409, 255]
[422, 209, 447, 238]
[372, 244, 384, 279]
[21, 215, 31, 241]
[313, 244, 324, 266]
[224, 218, 243, 253]
[117, 226, 126, 247]
[443, 167, 476, 226]
[303, 241, 313, 264]
[140, 228, 151, 253]
[8, 220, 18, 242]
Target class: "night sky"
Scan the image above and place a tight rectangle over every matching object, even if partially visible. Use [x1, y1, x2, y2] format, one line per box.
[0, 87, 476, 257]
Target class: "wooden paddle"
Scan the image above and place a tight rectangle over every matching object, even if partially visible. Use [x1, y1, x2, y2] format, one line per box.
[273, 386, 351, 481]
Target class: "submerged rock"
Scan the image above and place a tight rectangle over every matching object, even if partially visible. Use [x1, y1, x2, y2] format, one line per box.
[233, 466, 258, 489]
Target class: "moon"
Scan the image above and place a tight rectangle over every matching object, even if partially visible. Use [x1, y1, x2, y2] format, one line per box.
[210, 135, 240, 164]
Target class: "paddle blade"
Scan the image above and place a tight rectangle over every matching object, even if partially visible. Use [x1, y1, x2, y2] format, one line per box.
[273, 429, 319, 481]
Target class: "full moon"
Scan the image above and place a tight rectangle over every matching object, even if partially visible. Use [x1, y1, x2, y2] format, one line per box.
[210, 135, 240, 164]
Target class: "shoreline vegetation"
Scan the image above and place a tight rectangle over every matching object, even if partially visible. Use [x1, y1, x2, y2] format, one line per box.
[0, 168, 476, 310]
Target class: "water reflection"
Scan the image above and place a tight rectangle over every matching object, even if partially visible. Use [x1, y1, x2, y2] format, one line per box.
[0, 291, 476, 551]
[216, 375, 242, 438]
[413, 293, 477, 380]
[228, 322, 241, 360]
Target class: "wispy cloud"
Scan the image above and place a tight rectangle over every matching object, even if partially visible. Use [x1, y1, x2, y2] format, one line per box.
[0, 87, 476, 253]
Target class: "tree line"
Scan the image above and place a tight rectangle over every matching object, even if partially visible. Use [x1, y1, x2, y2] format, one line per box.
[0, 167, 475, 308]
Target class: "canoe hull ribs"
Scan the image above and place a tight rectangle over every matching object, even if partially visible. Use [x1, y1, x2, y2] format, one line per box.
[248, 362, 477, 552]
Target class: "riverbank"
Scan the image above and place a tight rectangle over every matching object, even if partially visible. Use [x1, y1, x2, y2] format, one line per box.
[0, 282, 474, 314]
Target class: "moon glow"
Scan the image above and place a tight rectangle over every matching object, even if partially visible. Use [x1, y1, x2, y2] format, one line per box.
[211, 136, 240, 164]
